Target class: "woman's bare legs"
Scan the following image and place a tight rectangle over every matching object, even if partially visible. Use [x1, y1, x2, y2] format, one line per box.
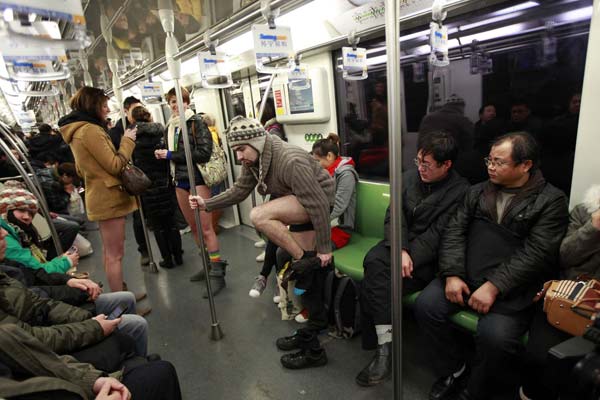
[98, 217, 126, 292]
[176, 186, 219, 252]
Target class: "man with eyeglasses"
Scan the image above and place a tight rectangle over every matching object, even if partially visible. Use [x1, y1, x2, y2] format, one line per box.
[356, 131, 469, 387]
[414, 131, 569, 400]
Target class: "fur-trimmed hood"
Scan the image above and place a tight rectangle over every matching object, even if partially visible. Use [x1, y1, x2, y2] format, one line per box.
[583, 184, 600, 214]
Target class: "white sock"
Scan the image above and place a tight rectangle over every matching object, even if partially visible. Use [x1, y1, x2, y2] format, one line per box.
[452, 364, 466, 378]
[519, 386, 532, 400]
[375, 324, 392, 345]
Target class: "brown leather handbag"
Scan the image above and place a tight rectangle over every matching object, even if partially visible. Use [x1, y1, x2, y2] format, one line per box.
[540, 279, 600, 336]
[120, 163, 151, 196]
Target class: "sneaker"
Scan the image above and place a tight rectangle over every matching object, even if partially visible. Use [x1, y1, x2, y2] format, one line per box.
[249, 275, 267, 298]
[140, 253, 150, 266]
[273, 294, 281, 304]
[295, 309, 309, 323]
[179, 226, 191, 235]
[254, 240, 266, 248]
[256, 251, 265, 262]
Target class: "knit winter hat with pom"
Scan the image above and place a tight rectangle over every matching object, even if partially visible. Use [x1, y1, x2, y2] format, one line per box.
[226, 116, 266, 155]
[0, 188, 39, 216]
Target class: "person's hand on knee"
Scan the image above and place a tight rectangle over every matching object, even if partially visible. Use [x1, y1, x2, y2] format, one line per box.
[189, 195, 206, 211]
[317, 252, 332, 267]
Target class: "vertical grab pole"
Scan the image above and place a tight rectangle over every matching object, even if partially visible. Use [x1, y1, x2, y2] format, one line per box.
[105, 24, 158, 273]
[385, 0, 403, 399]
[158, 0, 223, 340]
[0, 136, 63, 255]
[0, 127, 63, 255]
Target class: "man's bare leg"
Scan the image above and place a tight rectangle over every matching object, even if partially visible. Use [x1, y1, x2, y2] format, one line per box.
[250, 195, 316, 260]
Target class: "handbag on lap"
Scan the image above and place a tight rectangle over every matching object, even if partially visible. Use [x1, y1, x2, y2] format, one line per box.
[540, 279, 600, 336]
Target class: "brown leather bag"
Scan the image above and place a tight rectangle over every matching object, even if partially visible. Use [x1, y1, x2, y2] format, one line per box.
[120, 163, 151, 196]
[541, 279, 600, 336]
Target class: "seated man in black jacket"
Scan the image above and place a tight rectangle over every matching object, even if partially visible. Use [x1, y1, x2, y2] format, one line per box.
[414, 132, 569, 400]
[356, 132, 470, 387]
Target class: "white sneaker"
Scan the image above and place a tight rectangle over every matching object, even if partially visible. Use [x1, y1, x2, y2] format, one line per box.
[254, 240, 266, 248]
[294, 309, 309, 323]
[179, 226, 191, 235]
[273, 294, 281, 304]
[249, 275, 267, 298]
[256, 251, 265, 262]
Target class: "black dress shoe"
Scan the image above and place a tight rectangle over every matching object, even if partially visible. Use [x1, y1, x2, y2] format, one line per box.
[276, 329, 317, 351]
[430, 368, 469, 400]
[159, 259, 175, 269]
[173, 253, 183, 266]
[280, 347, 328, 369]
[355, 342, 392, 387]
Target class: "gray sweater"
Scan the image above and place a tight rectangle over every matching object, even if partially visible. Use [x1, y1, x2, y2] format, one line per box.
[205, 135, 335, 253]
[331, 158, 358, 232]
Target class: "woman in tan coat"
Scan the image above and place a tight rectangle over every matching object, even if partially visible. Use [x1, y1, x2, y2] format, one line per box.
[58, 87, 138, 291]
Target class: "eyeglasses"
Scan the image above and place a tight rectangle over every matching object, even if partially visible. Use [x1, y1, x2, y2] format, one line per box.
[483, 157, 512, 168]
[414, 158, 433, 170]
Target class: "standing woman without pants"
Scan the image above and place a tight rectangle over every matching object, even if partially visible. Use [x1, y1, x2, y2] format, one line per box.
[58, 87, 138, 292]
[312, 133, 358, 250]
[131, 106, 183, 269]
[155, 87, 226, 296]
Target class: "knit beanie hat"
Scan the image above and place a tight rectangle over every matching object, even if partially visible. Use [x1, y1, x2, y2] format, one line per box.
[3, 180, 26, 190]
[0, 188, 39, 216]
[226, 116, 267, 155]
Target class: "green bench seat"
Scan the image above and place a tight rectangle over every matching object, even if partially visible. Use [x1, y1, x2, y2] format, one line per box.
[333, 181, 528, 342]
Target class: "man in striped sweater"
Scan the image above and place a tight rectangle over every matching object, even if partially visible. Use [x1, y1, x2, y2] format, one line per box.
[190, 116, 334, 368]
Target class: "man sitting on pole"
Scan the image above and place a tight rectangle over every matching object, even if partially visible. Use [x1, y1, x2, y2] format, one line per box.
[189, 116, 335, 369]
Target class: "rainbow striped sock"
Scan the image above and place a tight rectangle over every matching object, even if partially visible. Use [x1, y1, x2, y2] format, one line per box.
[209, 251, 221, 262]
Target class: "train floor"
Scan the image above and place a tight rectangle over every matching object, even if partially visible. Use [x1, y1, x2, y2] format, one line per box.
[78, 218, 435, 399]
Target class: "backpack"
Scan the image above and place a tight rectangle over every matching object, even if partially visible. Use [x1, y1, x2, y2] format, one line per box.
[190, 117, 227, 187]
[324, 271, 361, 339]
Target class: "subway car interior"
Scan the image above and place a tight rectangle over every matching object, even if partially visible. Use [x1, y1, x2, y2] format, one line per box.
[0, 0, 599, 399]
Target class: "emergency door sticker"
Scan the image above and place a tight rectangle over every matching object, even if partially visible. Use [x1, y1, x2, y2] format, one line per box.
[342, 46, 367, 80]
[198, 51, 233, 89]
[0, 0, 85, 25]
[252, 25, 294, 74]
[274, 89, 285, 116]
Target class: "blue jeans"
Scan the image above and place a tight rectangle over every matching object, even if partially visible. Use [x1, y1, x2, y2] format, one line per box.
[95, 292, 148, 357]
[413, 278, 532, 399]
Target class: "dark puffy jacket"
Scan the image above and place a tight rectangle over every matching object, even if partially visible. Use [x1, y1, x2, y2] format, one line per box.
[27, 133, 73, 163]
[419, 104, 474, 153]
[132, 122, 175, 219]
[439, 172, 569, 313]
[168, 113, 212, 184]
[383, 169, 469, 280]
[0, 272, 104, 354]
[30, 160, 69, 214]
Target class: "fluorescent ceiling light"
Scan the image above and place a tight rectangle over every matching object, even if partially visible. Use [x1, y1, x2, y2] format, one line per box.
[217, 31, 253, 56]
[461, 23, 527, 43]
[180, 57, 199, 77]
[555, 6, 593, 23]
[460, 13, 522, 31]
[491, 1, 540, 17]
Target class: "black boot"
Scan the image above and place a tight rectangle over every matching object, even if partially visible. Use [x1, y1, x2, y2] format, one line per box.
[159, 258, 175, 269]
[355, 342, 392, 387]
[202, 260, 227, 298]
[281, 346, 328, 369]
[429, 366, 470, 400]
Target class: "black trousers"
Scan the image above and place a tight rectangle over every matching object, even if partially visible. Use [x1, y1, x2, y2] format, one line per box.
[414, 278, 533, 399]
[45, 218, 80, 260]
[69, 332, 137, 373]
[521, 304, 571, 399]
[360, 240, 432, 349]
[276, 247, 330, 332]
[133, 210, 147, 255]
[149, 215, 182, 261]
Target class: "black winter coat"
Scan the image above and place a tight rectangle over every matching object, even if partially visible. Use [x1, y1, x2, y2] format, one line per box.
[30, 160, 69, 214]
[383, 169, 470, 281]
[132, 122, 175, 219]
[439, 172, 569, 313]
[27, 133, 73, 163]
[168, 115, 212, 185]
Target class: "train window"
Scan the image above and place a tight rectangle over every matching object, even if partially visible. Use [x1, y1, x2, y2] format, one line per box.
[333, 0, 593, 194]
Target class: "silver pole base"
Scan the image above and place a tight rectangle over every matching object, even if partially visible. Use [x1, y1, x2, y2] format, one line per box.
[148, 262, 159, 273]
[210, 323, 224, 341]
